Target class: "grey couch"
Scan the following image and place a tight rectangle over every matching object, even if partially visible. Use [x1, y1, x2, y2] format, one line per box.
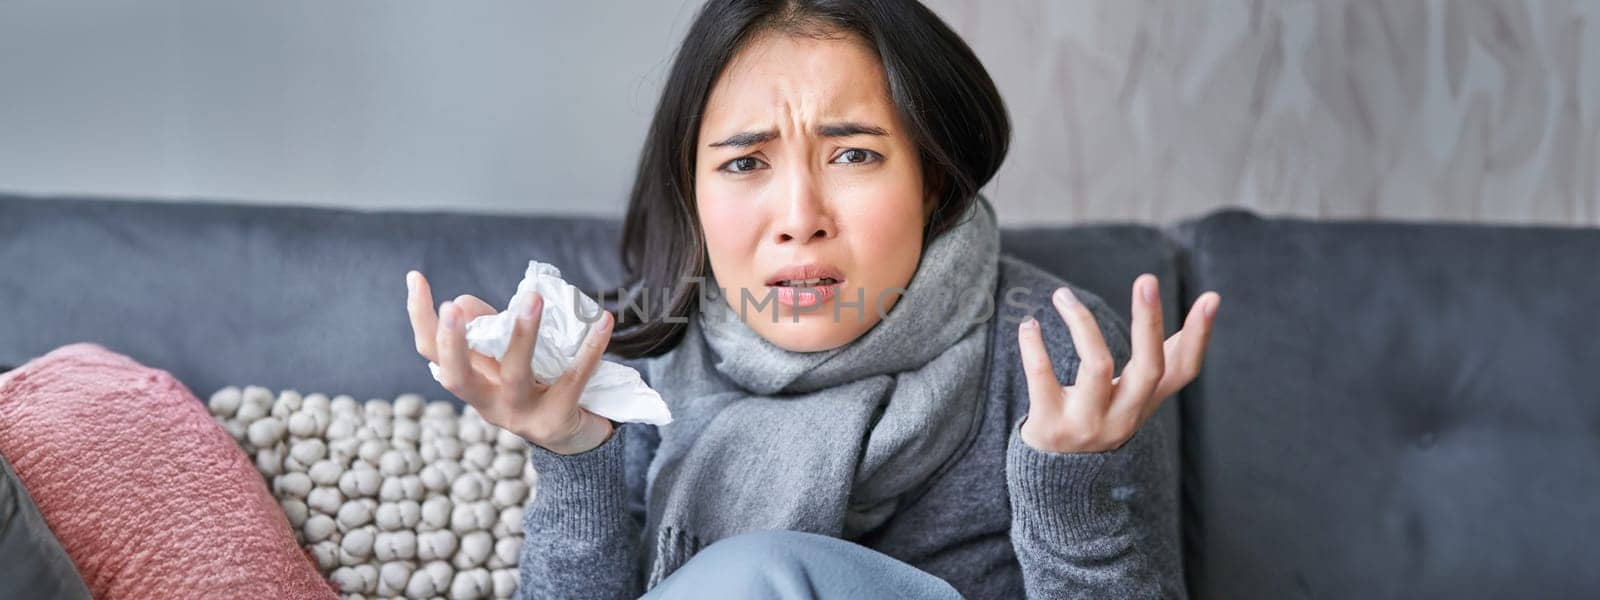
[3, 192, 1597, 598]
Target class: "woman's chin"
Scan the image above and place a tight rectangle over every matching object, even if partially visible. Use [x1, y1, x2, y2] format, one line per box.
[751, 316, 876, 353]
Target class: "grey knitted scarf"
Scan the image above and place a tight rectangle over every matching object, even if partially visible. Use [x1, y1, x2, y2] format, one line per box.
[639, 195, 1001, 589]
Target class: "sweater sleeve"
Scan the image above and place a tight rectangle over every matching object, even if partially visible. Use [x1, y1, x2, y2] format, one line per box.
[1005, 414, 1183, 599]
[517, 420, 645, 600]
[1003, 281, 1186, 599]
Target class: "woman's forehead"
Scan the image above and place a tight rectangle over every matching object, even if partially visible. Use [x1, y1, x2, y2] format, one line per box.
[702, 32, 894, 134]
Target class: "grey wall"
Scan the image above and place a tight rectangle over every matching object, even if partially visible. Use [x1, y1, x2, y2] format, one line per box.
[0, 1, 698, 218]
[925, 0, 1600, 226]
[2, 1, 1597, 226]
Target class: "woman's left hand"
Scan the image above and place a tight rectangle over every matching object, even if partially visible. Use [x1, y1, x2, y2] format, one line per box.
[1017, 274, 1221, 453]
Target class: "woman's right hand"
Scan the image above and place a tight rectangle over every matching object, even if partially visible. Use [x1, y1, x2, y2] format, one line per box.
[405, 270, 615, 455]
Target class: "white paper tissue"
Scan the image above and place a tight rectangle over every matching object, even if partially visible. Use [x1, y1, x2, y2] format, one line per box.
[427, 260, 672, 426]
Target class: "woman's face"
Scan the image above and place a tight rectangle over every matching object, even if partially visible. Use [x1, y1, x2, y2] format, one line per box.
[694, 30, 931, 352]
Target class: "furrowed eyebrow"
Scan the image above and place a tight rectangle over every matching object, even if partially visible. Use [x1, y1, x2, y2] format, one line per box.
[706, 121, 888, 148]
[817, 122, 887, 138]
[707, 130, 778, 148]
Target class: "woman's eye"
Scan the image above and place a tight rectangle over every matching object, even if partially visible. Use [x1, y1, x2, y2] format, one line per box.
[720, 156, 767, 174]
[832, 149, 882, 165]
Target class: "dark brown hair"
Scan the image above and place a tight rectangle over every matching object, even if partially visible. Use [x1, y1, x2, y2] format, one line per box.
[605, 0, 1010, 358]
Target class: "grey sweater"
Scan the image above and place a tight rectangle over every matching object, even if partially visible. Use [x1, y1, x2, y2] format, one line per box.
[518, 255, 1186, 599]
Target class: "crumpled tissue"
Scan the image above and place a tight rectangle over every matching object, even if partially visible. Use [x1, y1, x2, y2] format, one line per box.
[427, 260, 672, 425]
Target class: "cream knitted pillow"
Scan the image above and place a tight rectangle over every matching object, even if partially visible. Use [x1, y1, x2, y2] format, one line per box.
[208, 385, 535, 600]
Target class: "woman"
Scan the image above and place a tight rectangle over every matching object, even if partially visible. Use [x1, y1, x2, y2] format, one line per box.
[406, 0, 1220, 597]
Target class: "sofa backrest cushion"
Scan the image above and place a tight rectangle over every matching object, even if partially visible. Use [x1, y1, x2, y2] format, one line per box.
[0, 193, 627, 404]
[1172, 209, 1600, 598]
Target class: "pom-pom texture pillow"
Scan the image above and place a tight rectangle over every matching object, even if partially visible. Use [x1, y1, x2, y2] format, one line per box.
[206, 384, 537, 599]
[0, 343, 337, 599]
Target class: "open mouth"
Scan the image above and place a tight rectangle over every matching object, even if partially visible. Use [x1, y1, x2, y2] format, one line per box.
[771, 277, 840, 287]
[763, 263, 846, 309]
[767, 279, 842, 309]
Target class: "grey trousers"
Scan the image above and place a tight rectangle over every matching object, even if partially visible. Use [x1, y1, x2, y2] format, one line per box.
[641, 529, 964, 599]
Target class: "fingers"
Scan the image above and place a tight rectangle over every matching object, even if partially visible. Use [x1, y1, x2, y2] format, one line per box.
[1017, 317, 1064, 414]
[561, 311, 614, 389]
[1050, 286, 1113, 416]
[499, 292, 545, 393]
[1175, 292, 1220, 384]
[1113, 274, 1166, 420]
[445, 293, 508, 379]
[407, 271, 438, 360]
[1148, 292, 1222, 414]
[451, 294, 497, 318]
[1148, 332, 1186, 406]
[436, 300, 490, 402]
[403, 271, 498, 367]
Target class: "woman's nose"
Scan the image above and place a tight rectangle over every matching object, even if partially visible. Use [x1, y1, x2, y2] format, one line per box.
[773, 169, 834, 244]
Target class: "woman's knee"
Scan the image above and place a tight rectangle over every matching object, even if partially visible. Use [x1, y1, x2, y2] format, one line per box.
[705, 528, 832, 554]
[647, 529, 961, 600]
[688, 529, 822, 575]
[644, 530, 816, 598]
